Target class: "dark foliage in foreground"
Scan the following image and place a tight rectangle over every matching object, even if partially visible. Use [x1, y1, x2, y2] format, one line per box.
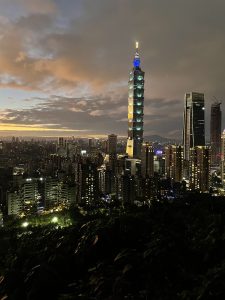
[1, 195, 225, 299]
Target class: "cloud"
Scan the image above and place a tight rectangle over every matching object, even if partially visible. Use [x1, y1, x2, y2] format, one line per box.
[0, 0, 57, 16]
[1, 0, 225, 98]
[0, 94, 185, 138]
[89, 110, 105, 117]
[0, 0, 225, 137]
[19, 0, 57, 14]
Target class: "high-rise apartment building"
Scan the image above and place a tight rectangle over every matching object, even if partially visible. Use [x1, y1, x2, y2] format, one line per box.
[75, 159, 99, 204]
[45, 178, 60, 209]
[7, 191, 23, 216]
[210, 101, 222, 166]
[126, 42, 145, 159]
[183, 92, 205, 161]
[165, 145, 183, 183]
[189, 146, 211, 192]
[23, 179, 40, 213]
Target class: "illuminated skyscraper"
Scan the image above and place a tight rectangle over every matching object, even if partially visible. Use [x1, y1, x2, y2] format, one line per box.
[210, 101, 222, 166]
[76, 160, 99, 204]
[221, 130, 225, 186]
[165, 145, 183, 182]
[183, 92, 205, 161]
[141, 142, 154, 178]
[189, 146, 211, 192]
[126, 42, 145, 159]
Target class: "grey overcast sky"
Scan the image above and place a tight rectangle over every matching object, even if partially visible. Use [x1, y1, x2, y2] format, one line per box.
[0, 0, 224, 138]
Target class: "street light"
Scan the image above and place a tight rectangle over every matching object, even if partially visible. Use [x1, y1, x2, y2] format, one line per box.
[51, 216, 58, 223]
[22, 221, 29, 228]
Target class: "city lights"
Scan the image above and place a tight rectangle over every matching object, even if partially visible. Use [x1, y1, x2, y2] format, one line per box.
[51, 216, 58, 223]
[21, 221, 29, 228]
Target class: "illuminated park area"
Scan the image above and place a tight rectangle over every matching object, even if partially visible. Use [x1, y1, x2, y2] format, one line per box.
[15, 211, 74, 229]
[22, 214, 72, 228]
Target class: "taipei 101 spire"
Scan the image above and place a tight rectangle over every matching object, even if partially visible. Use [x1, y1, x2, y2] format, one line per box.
[126, 42, 145, 158]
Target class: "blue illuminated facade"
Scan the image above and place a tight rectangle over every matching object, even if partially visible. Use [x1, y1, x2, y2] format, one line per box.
[126, 43, 145, 159]
[133, 54, 141, 68]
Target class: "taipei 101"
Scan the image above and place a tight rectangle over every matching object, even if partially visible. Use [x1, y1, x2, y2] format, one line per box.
[0, 1, 225, 299]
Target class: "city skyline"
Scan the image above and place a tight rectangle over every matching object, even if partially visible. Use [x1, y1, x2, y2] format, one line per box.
[0, 0, 225, 138]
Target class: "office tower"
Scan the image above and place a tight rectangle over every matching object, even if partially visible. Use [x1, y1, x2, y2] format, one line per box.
[210, 101, 222, 166]
[189, 146, 211, 192]
[154, 152, 165, 176]
[108, 134, 117, 172]
[141, 142, 154, 178]
[165, 145, 183, 182]
[221, 131, 225, 186]
[126, 42, 145, 159]
[183, 92, 205, 161]
[125, 158, 141, 176]
[98, 165, 116, 195]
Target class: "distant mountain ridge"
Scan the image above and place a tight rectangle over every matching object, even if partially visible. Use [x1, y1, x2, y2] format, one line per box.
[144, 135, 181, 144]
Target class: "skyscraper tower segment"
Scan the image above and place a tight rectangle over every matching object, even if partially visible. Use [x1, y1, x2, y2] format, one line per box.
[210, 100, 222, 166]
[221, 130, 225, 186]
[126, 42, 145, 159]
[183, 92, 205, 161]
